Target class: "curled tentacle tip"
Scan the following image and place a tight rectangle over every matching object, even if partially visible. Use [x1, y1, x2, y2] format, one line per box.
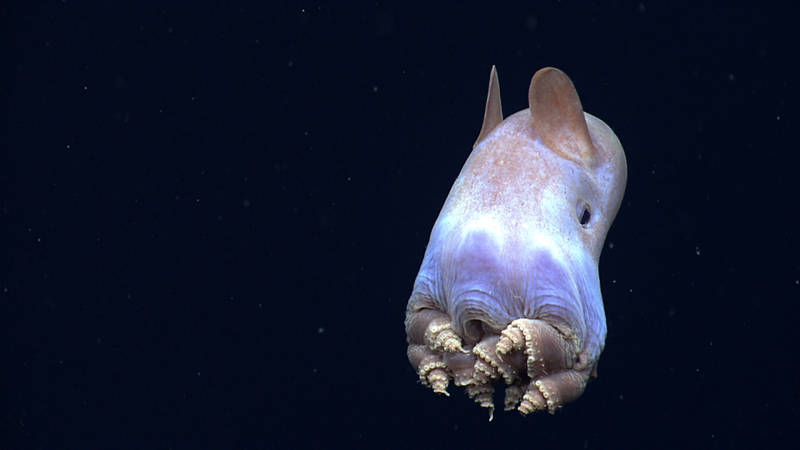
[433, 388, 450, 397]
[444, 339, 467, 354]
[495, 342, 511, 356]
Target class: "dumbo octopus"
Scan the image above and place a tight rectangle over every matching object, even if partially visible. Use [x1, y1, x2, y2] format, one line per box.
[404, 67, 627, 419]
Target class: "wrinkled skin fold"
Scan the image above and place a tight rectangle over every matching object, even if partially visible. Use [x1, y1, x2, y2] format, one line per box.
[404, 67, 627, 419]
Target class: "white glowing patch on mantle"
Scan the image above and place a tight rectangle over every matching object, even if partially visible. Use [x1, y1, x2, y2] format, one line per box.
[457, 215, 507, 249]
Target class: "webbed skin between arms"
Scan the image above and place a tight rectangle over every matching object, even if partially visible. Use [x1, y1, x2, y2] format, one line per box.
[404, 66, 627, 419]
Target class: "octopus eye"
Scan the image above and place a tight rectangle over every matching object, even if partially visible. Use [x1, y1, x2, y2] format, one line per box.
[578, 204, 591, 226]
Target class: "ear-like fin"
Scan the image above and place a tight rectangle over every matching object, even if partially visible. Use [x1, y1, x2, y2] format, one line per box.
[473, 66, 503, 149]
[529, 67, 595, 166]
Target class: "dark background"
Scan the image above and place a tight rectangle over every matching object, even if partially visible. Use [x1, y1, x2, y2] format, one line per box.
[4, 1, 798, 448]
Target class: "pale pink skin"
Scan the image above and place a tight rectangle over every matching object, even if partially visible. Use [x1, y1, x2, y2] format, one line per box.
[405, 67, 626, 415]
